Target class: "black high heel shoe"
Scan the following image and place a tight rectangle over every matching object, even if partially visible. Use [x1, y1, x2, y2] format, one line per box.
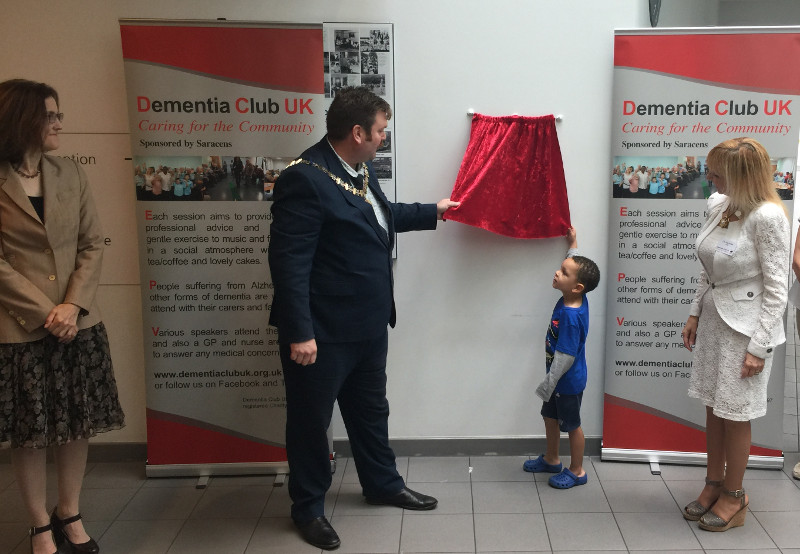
[50, 508, 99, 554]
[29, 523, 58, 554]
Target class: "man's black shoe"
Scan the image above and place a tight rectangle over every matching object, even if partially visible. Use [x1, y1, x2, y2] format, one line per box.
[365, 487, 438, 510]
[295, 516, 340, 550]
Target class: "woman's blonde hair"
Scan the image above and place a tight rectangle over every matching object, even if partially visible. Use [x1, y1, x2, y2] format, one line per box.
[706, 137, 786, 216]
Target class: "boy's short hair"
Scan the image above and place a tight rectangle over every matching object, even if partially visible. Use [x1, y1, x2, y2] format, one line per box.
[570, 255, 600, 293]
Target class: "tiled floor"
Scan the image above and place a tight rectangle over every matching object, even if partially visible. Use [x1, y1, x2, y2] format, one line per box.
[1, 453, 799, 554]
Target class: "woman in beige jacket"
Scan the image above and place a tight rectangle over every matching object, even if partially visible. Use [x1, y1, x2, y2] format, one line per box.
[0, 79, 124, 554]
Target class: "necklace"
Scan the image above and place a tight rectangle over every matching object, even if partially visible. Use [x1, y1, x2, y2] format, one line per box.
[287, 159, 371, 203]
[718, 209, 741, 229]
[13, 164, 41, 179]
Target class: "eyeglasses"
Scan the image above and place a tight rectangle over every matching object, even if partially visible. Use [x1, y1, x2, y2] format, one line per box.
[45, 111, 64, 124]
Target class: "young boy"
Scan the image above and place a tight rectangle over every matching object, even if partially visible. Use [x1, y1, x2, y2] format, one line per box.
[523, 227, 600, 489]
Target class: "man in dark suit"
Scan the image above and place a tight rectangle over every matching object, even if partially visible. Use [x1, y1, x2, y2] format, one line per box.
[269, 86, 458, 550]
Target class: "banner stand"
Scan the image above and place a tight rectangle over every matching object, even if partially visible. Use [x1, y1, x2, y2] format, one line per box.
[601, 448, 784, 470]
[601, 27, 800, 469]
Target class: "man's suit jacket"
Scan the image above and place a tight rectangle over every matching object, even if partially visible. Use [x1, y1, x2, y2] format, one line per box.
[690, 193, 789, 358]
[0, 155, 104, 343]
[268, 137, 437, 344]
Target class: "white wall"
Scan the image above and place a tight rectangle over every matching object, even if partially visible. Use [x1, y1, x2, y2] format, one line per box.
[3, 0, 718, 447]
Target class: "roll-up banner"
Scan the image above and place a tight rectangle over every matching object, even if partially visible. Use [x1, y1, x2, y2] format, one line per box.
[603, 28, 800, 468]
[120, 19, 396, 477]
[120, 20, 325, 476]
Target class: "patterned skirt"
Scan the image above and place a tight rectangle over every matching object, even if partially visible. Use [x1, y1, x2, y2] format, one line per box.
[0, 322, 125, 448]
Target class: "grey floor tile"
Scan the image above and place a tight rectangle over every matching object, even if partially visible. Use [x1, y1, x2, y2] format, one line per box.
[746, 479, 800, 511]
[537, 478, 611, 513]
[753, 511, 800, 549]
[396, 457, 409, 480]
[260, 482, 294, 517]
[406, 457, 471, 483]
[689, 511, 777, 551]
[615, 512, 702, 551]
[97, 519, 184, 554]
[341, 456, 360, 484]
[246, 517, 320, 553]
[627, 551, 704, 554]
[400, 514, 475, 553]
[471, 481, 541, 514]
[469, 455, 533, 482]
[83, 519, 112, 542]
[786, 413, 798, 434]
[473, 513, 550, 552]
[544, 512, 626, 551]
[142, 476, 202, 488]
[744, 467, 790, 480]
[785, 451, 800, 464]
[209, 474, 276, 488]
[189, 485, 270, 519]
[7, 463, 62, 490]
[328, 514, 402, 553]
[0, 489, 29, 523]
[167, 517, 257, 554]
[592, 458, 662, 481]
[658, 463, 709, 481]
[703, 550, 780, 554]
[402, 481, 472, 514]
[79, 486, 138, 522]
[0, 522, 27, 554]
[117, 486, 204, 520]
[0, 488, 59, 523]
[83, 461, 147, 489]
[783, 433, 799, 453]
[603, 480, 681, 513]
[0, 465, 15, 491]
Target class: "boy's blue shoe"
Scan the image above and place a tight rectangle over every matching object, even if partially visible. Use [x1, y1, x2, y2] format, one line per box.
[522, 455, 562, 473]
[548, 468, 588, 489]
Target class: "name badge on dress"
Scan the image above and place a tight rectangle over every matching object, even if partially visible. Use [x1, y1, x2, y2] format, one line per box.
[716, 238, 737, 256]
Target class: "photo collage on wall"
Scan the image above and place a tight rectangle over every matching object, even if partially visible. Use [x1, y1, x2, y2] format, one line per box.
[323, 23, 395, 196]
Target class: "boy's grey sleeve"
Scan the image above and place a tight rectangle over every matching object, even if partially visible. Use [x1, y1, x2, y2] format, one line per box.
[566, 247, 579, 258]
[535, 350, 576, 401]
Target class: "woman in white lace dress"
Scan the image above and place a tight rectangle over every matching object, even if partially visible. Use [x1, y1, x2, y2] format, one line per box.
[681, 137, 790, 532]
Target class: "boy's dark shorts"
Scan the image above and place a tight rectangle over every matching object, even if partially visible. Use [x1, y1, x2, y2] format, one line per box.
[540, 391, 583, 432]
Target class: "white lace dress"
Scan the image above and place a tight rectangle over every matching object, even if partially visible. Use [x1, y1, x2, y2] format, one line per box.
[689, 221, 772, 421]
[689, 222, 772, 420]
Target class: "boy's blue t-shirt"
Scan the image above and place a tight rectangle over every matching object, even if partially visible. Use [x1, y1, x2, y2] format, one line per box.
[545, 294, 589, 394]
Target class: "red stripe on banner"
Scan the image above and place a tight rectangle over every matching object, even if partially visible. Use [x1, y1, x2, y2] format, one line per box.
[146, 412, 287, 465]
[615, 33, 800, 94]
[119, 25, 323, 93]
[603, 395, 780, 457]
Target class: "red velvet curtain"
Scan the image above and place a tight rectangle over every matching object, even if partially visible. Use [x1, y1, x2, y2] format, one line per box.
[447, 114, 571, 239]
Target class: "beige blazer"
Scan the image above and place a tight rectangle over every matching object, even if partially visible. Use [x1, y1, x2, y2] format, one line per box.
[0, 155, 104, 343]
